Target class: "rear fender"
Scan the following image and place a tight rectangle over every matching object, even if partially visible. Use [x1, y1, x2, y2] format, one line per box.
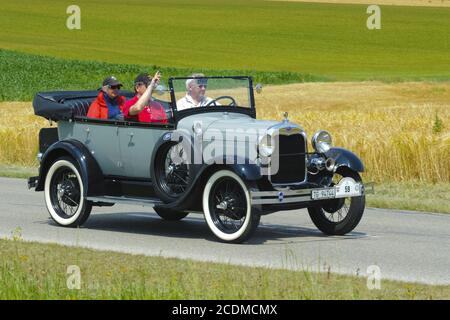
[35, 139, 104, 196]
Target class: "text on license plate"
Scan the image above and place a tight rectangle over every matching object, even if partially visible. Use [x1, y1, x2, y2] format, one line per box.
[311, 188, 336, 200]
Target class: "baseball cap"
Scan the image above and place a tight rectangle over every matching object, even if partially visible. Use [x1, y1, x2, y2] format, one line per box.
[103, 76, 122, 87]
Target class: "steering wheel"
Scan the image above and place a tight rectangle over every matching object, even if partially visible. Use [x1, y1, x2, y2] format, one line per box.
[205, 96, 237, 107]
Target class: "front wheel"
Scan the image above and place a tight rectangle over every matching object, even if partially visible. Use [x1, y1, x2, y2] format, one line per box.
[44, 157, 92, 227]
[203, 170, 260, 243]
[308, 168, 365, 235]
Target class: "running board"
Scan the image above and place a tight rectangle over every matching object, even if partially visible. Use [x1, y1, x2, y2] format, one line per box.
[86, 196, 163, 207]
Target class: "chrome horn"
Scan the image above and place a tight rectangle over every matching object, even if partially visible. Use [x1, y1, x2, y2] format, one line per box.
[325, 157, 336, 172]
[308, 156, 336, 174]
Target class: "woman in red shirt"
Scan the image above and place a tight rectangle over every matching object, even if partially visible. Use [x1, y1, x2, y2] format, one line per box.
[123, 71, 168, 124]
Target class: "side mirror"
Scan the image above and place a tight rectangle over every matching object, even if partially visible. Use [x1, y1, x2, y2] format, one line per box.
[255, 83, 263, 94]
[155, 84, 167, 96]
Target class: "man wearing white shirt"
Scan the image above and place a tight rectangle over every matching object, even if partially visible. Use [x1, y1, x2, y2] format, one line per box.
[176, 73, 216, 111]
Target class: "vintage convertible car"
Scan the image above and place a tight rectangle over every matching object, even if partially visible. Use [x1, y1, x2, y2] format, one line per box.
[28, 76, 373, 243]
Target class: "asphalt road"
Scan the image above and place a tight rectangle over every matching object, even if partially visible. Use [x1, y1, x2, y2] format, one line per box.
[1, 177, 449, 285]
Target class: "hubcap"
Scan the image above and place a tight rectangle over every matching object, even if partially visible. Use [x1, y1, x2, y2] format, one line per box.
[50, 168, 81, 218]
[159, 143, 190, 197]
[209, 177, 247, 234]
[322, 174, 356, 223]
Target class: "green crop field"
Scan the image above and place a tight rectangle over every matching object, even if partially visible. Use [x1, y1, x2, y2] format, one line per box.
[0, 0, 448, 81]
[0, 49, 321, 101]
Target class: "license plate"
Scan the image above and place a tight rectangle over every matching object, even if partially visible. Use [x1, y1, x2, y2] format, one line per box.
[311, 188, 336, 200]
[311, 178, 362, 200]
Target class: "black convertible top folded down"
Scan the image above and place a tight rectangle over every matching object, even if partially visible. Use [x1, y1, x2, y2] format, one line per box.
[32, 90, 135, 121]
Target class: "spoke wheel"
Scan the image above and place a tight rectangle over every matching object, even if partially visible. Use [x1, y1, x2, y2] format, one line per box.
[50, 167, 81, 218]
[209, 177, 247, 234]
[44, 157, 92, 227]
[203, 170, 260, 243]
[153, 142, 192, 203]
[308, 168, 365, 235]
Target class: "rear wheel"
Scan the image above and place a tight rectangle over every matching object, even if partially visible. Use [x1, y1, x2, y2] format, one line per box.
[203, 170, 260, 243]
[154, 207, 189, 221]
[44, 157, 92, 227]
[308, 168, 365, 235]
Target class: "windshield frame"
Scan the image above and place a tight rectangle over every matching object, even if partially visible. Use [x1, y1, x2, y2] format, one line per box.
[168, 76, 256, 123]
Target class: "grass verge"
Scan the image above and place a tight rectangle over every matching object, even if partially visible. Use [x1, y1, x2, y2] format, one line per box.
[0, 238, 449, 299]
[0, 164, 38, 179]
[366, 182, 450, 214]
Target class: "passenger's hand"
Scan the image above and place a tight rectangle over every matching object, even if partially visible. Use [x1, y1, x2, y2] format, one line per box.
[149, 71, 161, 90]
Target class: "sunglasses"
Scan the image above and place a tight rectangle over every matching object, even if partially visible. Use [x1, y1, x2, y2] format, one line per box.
[109, 85, 121, 90]
[196, 79, 208, 86]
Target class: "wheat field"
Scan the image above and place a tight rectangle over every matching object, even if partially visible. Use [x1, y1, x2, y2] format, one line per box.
[255, 81, 450, 183]
[0, 81, 449, 184]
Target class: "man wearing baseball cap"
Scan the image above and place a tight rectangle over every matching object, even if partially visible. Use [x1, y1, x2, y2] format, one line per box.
[123, 71, 168, 123]
[87, 76, 126, 120]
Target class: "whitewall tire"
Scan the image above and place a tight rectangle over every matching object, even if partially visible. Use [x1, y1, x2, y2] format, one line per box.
[202, 170, 260, 243]
[44, 157, 92, 227]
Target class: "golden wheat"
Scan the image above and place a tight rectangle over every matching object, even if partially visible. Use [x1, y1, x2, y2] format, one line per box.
[256, 82, 450, 183]
[0, 102, 48, 167]
[0, 81, 449, 183]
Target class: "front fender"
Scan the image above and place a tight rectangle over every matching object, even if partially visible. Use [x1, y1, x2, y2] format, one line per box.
[36, 139, 104, 196]
[325, 147, 364, 172]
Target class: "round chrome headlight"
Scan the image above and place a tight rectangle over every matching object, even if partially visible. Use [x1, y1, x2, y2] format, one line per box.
[258, 134, 273, 157]
[312, 130, 332, 153]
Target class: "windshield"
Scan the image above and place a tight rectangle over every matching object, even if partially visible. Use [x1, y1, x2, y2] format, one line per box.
[170, 77, 253, 111]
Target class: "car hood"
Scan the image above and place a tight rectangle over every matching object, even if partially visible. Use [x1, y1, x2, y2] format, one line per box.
[177, 112, 280, 141]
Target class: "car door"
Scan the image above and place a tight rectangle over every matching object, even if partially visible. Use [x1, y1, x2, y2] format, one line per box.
[58, 120, 125, 176]
[119, 123, 170, 179]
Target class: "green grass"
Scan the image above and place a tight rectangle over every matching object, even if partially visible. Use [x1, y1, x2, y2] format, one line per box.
[366, 181, 450, 214]
[0, 0, 448, 81]
[1, 238, 449, 299]
[0, 49, 322, 101]
[0, 164, 38, 179]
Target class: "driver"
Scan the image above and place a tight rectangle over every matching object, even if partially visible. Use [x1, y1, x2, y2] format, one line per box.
[176, 73, 216, 111]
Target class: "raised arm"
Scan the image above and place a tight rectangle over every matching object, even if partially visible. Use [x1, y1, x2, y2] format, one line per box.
[129, 71, 161, 115]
